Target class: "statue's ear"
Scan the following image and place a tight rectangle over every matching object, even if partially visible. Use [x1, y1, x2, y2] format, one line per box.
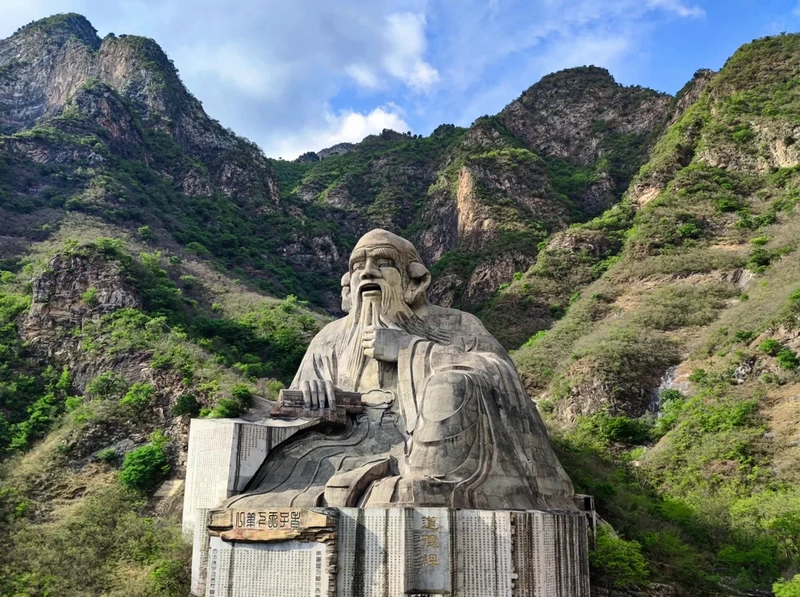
[341, 272, 352, 313]
[405, 262, 430, 305]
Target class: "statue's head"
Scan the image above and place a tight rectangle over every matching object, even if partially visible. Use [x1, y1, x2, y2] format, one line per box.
[340, 229, 431, 314]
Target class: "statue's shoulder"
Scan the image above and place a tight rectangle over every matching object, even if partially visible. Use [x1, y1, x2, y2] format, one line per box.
[311, 317, 349, 344]
[424, 305, 490, 335]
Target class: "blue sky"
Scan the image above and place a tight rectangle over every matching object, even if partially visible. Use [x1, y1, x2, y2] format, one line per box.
[2, 0, 800, 158]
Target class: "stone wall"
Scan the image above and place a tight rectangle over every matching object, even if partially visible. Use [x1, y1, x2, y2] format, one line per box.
[202, 507, 591, 597]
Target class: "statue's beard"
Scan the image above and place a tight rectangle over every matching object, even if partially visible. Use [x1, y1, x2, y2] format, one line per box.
[339, 281, 449, 389]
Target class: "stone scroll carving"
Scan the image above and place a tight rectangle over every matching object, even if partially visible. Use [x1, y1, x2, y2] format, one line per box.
[225, 229, 576, 512]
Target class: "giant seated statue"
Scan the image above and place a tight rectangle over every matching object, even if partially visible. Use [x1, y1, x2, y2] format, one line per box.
[223, 229, 576, 513]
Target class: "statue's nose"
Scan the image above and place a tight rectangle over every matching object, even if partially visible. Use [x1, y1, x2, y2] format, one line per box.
[362, 259, 381, 278]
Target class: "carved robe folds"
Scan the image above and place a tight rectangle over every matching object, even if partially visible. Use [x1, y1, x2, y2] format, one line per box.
[226, 307, 575, 512]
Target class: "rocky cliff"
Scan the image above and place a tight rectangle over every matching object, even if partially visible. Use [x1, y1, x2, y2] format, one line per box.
[511, 33, 800, 595]
[1, 15, 673, 317]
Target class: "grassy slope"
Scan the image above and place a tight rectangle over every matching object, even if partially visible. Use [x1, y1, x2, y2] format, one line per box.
[0, 217, 324, 596]
[512, 33, 800, 593]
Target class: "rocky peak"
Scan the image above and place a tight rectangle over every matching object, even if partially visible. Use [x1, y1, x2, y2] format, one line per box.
[317, 142, 355, 159]
[5, 13, 101, 51]
[295, 151, 320, 164]
[666, 68, 715, 127]
[501, 65, 671, 165]
[0, 14, 280, 204]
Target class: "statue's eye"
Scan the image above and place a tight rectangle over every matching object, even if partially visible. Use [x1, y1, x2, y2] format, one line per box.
[352, 261, 365, 271]
[377, 259, 394, 269]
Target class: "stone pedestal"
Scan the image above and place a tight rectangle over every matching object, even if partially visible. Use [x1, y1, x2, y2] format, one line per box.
[183, 418, 317, 595]
[202, 507, 590, 597]
[183, 418, 315, 536]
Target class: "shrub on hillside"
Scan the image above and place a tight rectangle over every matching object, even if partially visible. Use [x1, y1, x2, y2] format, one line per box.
[734, 330, 756, 343]
[171, 393, 200, 417]
[205, 398, 242, 418]
[775, 575, 800, 597]
[86, 371, 127, 399]
[0, 484, 190, 596]
[579, 411, 652, 445]
[120, 382, 155, 408]
[96, 447, 119, 464]
[137, 225, 156, 241]
[590, 526, 649, 589]
[777, 348, 799, 370]
[759, 338, 782, 356]
[231, 383, 253, 407]
[81, 287, 98, 306]
[119, 431, 170, 492]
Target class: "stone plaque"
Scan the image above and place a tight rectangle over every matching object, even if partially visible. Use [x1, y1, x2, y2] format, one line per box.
[209, 507, 334, 542]
[455, 510, 513, 596]
[406, 507, 450, 594]
[206, 537, 330, 597]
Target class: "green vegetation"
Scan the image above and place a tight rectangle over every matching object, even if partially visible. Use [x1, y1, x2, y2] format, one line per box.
[0, 231, 322, 595]
[514, 33, 800, 593]
[1, 22, 800, 594]
[0, 482, 190, 596]
[120, 382, 155, 408]
[86, 371, 127, 399]
[171, 393, 199, 417]
[119, 431, 170, 492]
[775, 575, 800, 597]
[590, 526, 649, 590]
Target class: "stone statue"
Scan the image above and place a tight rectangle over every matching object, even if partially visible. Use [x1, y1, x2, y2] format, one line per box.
[225, 229, 576, 512]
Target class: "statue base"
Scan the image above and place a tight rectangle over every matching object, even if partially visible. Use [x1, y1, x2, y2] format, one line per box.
[196, 506, 591, 597]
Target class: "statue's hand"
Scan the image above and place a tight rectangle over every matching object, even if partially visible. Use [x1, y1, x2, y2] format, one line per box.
[300, 379, 337, 409]
[362, 327, 410, 362]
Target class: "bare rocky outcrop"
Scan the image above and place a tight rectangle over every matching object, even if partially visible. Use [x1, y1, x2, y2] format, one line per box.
[667, 69, 715, 127]
[25, 251, 141, 336]
[0, 14, 280, 204]
[317, 142, 354, 159]
[501, 66, 671, 165]
[626, 69, 716, 207]
[461, 251, 535, 308]
[19, 248, 153, 395]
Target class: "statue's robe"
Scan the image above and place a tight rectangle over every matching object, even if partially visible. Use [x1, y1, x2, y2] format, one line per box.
[225, 305, 576, 512]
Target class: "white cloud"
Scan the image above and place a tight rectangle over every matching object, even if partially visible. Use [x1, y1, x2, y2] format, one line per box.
[646, 0, 705, 18]
[266, 105, 410, 160]
[383, 12, 440, 92]
[175, 43, 290, 99]
[341, 11, 439, 92]
[345, 64, 380, 89]
[1, 0, 711, 158]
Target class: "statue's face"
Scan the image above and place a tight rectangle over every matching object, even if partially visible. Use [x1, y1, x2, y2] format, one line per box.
[348, 246, 404, 301]
[341, 229, 431, 315]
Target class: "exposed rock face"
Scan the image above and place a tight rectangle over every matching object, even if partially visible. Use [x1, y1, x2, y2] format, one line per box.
[317, 142, 354, 159]
[0, 14, 280, 204]
[23, 251, 141, 354]
[26, 251, 141, 334]
[20, 248, 148, 395]
[460, 251, 535, 308]
[502, 66, 670, 165]
[666, 69, 715, 127]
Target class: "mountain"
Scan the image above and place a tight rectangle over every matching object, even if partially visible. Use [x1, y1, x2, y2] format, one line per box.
[511, 33, 800, 593]
[1, 12, 799, 597]
[273, 68, 671, 316]
[0, 13, 673, 317]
